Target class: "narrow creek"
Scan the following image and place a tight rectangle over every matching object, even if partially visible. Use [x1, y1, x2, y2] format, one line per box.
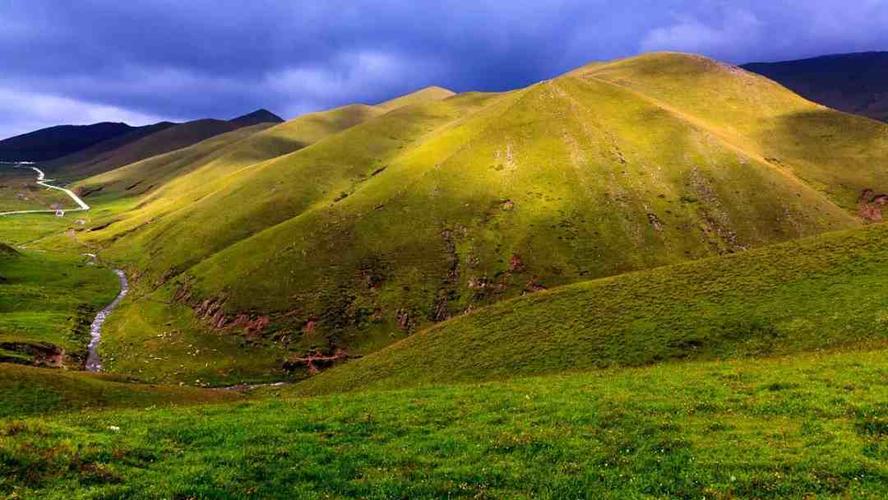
[85, 269, 129, 372]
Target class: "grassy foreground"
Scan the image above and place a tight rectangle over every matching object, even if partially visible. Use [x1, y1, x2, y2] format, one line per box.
[1, 348, 884, 498]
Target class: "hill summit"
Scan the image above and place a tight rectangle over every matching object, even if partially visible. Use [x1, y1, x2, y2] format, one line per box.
[229, 109, 285, 127]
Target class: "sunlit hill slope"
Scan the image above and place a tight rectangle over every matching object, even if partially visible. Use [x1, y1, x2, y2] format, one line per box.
[74, 52, 888, 381]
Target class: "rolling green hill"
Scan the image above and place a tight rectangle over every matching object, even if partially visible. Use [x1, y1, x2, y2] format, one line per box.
[73, 104, 381, 200]
[583, 53, 888, 210]
[72, 123, 276, 198]
[74, 52, 888, 382]
[375, 85, 455, 111]
[294, 222, 888, 395]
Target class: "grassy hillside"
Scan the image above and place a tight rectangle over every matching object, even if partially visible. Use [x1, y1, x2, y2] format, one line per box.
[1, 348, 884, 497]
[76, 52, 887, 382]
[98, 294, 293, 386]
[72, 123, 275, 198]
[2, 52, 886, 496]
[375, 85, 455, 110]
[0, 363, 238, 418]
[73, 104, 380, 200]
[584, 52, 888, 210]
[0, 247, 118, 367]
[90, 92, 496, 279]
[296, 222, 888, 394]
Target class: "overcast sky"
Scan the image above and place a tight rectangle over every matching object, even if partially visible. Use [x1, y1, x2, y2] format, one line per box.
[1, 0, 887, 138]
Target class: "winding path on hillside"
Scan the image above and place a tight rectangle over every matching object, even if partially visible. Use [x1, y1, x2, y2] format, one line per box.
[0, 162, 127, 372]
[0, 162, 90, 216]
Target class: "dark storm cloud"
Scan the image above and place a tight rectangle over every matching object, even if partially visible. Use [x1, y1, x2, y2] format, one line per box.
[1, 0, 886, 138]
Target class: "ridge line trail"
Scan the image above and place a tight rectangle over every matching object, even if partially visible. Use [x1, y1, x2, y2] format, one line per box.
[0, 162, 90, 216]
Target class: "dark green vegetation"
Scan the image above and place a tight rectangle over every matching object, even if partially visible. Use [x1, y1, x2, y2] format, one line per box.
[1, 349, 884, 497]
[0, 247, 118, 366]
[297, 222, 888, 394]
[744, 51, 888, 122]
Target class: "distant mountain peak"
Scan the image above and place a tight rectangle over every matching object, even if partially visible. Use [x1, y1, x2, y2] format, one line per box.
[229, 109, 285, 127]
[742, 51, 888, 122]
[0, 122, 137, 162]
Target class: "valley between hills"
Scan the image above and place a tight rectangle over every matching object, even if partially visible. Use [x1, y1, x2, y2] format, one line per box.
[0, 52, 886, 497]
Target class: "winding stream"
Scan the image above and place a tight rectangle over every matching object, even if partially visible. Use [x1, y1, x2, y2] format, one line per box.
[85, 269, 129, 372]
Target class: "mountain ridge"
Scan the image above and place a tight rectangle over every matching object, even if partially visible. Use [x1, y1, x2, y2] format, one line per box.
[0, 122, 141, 162]
[742, 51, 888, 122]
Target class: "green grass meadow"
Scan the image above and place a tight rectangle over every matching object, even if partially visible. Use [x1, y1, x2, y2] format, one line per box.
[1, 348, 884, 498]
[0, 248, 118, 366]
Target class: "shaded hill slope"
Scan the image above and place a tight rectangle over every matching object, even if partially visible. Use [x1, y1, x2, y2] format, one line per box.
[39, 110, 282, 180]
[229, 108, 284, 127]
[88, 53, 887, 379]
[73, 123, 276, 198]
[295, 222, 888, 395]
[38, 121, 176, 174]
[0, 122, 138, 162]
[44, 119, 245, 180]
[743, 51, 888, 122]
